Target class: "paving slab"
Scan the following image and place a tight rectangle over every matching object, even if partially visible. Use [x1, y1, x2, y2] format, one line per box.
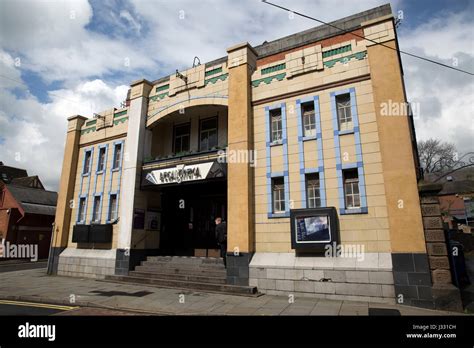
[0, 269, 463, 316]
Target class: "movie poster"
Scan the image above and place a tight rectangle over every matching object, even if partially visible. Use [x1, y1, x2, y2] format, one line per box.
[296, 215, 331, 243]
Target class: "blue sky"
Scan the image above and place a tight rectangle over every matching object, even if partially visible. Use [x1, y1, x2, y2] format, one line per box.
[0, 0, 473, 190]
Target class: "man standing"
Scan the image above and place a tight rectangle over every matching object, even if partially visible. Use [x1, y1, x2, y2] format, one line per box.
[215, 217, 227, 267]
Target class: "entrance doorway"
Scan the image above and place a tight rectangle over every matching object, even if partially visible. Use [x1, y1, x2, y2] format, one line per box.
[159, 180, 226, 256]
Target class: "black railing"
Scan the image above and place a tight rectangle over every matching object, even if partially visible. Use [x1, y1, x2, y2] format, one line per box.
[143, 147, 226, 165]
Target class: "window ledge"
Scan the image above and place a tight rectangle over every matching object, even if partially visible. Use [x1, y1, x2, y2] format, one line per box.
[96, 170, 105, 175]
[81, 173, 90, 177]
[302, 135, 317, 141]
[339, 207, 368, 215]
[270, 140, 283, 147]
[338, 129, 355, 136]
[268, 212, 290, 218]
[111, 167, 120, 172]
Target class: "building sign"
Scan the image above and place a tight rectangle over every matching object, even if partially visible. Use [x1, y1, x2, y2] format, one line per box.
[290, 207, 339, 252]
[142, 161, 225, 186]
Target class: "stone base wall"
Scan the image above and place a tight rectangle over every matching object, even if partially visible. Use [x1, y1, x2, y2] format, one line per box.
[57, 248, 116, 279]
[249, 252, 395, 303]
[47, 246, 66, 275]
[416, 185, 463, 312]
[227, 253, 252, 286]
[392, 252, 434, 308]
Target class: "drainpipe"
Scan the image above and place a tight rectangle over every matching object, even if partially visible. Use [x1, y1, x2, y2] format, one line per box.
[46, 222, 55, 275]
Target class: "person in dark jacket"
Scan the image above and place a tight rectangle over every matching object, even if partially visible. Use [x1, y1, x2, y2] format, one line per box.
[215, 217, 227, 267]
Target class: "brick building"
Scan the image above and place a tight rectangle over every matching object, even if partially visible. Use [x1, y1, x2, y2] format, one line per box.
[50, 4, 437, 306]
[0, 163, 57, 260]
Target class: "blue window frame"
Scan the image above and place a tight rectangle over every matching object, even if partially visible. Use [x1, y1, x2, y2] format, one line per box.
[77, 196, 87, 223]
[107, 193, 118, 222]
[112, 142, 123, 170]
[96, 145, 107, 173]
[91, 195, 102, 223]
[82, 149, 93, 175]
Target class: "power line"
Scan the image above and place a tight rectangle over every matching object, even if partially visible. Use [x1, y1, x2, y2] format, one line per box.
[262, 0, 474, 76]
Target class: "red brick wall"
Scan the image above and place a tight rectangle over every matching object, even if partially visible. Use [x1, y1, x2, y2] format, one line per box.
[439, 194, 468, 228]
[0, 185, 22, 239]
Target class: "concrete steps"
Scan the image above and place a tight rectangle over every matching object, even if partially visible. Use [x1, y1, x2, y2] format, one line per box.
[103, 256, 259, 297]
[129, 270, 227, 284]
[134, 265, 227, 278]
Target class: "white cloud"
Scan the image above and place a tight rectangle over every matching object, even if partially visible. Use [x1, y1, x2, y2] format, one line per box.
[119, 10, 142, 35]
[130, 0, 396, 70]
[0, 0, 155, 83]
[0, 0, 472, 193]
[0, 51, 128, 190]
[398, 10, 474, 155]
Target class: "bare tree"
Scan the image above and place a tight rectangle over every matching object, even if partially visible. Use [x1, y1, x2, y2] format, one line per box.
[418, 138, 457, 173]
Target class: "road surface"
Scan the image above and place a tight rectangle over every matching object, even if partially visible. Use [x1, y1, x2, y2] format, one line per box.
[0, 299, 146, 315]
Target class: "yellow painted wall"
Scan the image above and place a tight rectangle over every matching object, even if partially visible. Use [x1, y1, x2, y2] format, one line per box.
[367, 40, 426, 253]
[253, 76, 391, 253]
[67, 136, 126, 249]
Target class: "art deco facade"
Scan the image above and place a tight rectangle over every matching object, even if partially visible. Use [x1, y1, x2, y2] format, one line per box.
[49, 4, 431, 304]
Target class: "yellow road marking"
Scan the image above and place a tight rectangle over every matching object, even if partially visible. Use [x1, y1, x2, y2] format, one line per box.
[0, 299, 77, 311]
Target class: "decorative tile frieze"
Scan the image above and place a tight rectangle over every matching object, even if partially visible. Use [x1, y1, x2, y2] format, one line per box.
[251, 72, 286, 87]
[204, 73, 228, 85]
[149, 92, 169, 102]
[113, 110, 127, 118]
[113, 117, 128, 126]
[322, 44, 352, 58]
[261, 63, 286, 75]
[204, 67, 223, 77]
[155, 84, 169, 92]
[323, 51, 367, 68]
[81, 127, 96, 135]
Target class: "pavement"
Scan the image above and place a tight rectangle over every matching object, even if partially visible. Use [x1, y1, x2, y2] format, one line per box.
[0, 260, 48, 273]
[0, 268, 465, 316]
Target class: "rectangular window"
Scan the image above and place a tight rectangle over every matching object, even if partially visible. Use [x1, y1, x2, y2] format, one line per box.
[92, 196, 101, 223]
[343, 169, 360, 209]
[270, 109, 282, 142]
[272, 177, 285, 213]
[302, 102, 316, 137]
[112, 143, 122, 170]
[199, 118, 218, 151]
[97, 147, 106, 172]
[306, 173, 321, 208]
[78, 197, 86, 222]
[83, 150, 92, 175]
[108, 194, 118, 221]
[336, 94, 352, 130]
[173, 123, 190, 154]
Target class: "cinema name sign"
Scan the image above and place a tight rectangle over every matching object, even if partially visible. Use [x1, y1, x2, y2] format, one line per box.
[142, 161, 225, 186]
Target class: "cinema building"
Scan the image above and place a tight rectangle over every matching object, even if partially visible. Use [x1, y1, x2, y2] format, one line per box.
[49, 5, 445, 307]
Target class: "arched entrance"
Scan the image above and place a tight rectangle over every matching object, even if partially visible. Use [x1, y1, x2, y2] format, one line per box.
[142, 104, 228, 257]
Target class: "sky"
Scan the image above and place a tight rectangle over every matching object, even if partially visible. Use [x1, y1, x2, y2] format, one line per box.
[0, 0, 473, 191]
